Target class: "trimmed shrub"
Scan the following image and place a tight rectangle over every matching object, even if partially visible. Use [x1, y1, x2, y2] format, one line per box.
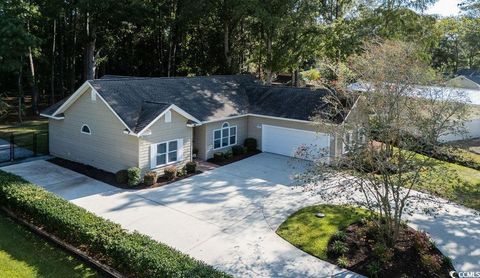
[224, 150, 233, 159]
[115, 170, 128, 184]
[185, 161, 197, 174]
[164, 166, 177, 180]
[232, 145, 245, 156]
[0, 171, 229, 278]
[213, 152, 225, 162]
[127, 167, 141, 187]
[244, 138, 257, 152]
[143, 171, 157, 186]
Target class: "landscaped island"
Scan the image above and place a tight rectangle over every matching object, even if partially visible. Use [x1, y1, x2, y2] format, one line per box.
[277, 205, 455, 277]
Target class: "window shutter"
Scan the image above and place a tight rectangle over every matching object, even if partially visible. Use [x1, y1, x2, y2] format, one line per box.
[177, 139, 184, 161]
[150, 144, 157, 169]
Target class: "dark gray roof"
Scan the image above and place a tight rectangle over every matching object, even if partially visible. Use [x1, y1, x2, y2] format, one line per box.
[40, 97, 68, 116]
[245, 86, 349, 124]
[42, 75, 352, 133]
[135, 101, 171, 133]
[457, 69, 480, 84]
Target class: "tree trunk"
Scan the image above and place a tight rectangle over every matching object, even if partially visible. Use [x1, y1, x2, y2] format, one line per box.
[294, 68, 299, 87]
[28, 47, 39, 115]
[84, 12, 96, 81]
[223, 0, 231, 74]
[224, 21, 231, 73]
[69, 7, 77, 94]
[18, 59, 24, 123]
[51, 18, 56, 104]
[84, 39, 96, 80]
[265, 34, 273, 85]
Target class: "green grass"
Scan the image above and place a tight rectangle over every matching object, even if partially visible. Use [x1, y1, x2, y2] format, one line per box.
[0, 120, 49, 154]
[0, 212, 101, 278]
[0, 120, 48, 133]
[416, 156, 480, 210]
[276, 205, 368, 259]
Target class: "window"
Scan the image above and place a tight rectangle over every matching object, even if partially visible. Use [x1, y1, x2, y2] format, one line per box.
[81, 124, 91, 135]
[165, 110, 171, 123]
[151, 139, 183, 168]
[213, 122, 237, 149]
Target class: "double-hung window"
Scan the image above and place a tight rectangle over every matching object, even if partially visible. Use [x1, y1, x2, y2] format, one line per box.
[213, 122, 237, 149]
[150, 139, 183, 168]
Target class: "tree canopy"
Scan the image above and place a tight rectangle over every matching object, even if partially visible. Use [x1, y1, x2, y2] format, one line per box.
[0, 0, 478, 121]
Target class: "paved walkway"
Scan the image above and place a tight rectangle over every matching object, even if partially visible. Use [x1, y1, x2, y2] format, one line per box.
[2, 153, 479, 275]
[1, 154, 360, 277]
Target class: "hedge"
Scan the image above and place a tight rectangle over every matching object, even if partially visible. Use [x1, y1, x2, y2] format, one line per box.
[0, 170, 230, 278]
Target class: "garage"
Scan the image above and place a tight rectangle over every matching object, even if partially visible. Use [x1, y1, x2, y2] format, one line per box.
[261, 124, 330, 161]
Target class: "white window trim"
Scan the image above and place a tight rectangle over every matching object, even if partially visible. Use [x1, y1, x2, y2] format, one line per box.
[150, 138, 184, 169]
[213, 122, 237, 150]
[81, 124, 92, 135]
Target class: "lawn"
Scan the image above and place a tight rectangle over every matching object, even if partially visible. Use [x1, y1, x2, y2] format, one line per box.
[0, 120, 49, 154]
[0, 212, 101, 278]
[0, 120, 48, 133]
[417, 156, 480, 210]
[276, 204, 368, 260]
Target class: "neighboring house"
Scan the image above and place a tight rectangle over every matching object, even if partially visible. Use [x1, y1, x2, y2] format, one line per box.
[348, 82, 480, 142]
[447, 69, 480, 90]
[41, 75, 357, 175]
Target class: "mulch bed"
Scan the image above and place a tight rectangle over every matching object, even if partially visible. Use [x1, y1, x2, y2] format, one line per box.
[326, 221, 455, 278]
[207, 150, 261, 166]
[47, 157, 202, 189]
[132, 171, 202, 190]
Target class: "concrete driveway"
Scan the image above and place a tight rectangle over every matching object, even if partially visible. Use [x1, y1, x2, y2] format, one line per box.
[2, 153, 479, 275]
[1, 153, 359, 277]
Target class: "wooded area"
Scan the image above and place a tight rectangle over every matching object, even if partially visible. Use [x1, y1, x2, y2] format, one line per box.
[0, 0, 479, 121]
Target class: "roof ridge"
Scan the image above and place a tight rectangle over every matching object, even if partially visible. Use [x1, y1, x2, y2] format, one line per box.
[246, 84, 329, 92]
[93, 74, 255, 82]
[144, 100, 171, 105]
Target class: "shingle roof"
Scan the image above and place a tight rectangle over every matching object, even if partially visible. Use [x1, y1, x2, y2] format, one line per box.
[42, 75, 352, 133]
[245, 85, 347, 124]
[457, 69, 480, 85]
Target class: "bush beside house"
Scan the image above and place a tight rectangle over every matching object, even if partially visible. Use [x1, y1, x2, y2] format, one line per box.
[143, 171, 157, 186]
[0, 170, 229, 278]
[127, 167, 141, 187]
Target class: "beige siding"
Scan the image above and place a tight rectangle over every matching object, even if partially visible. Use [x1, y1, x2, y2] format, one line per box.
[49, 88, 139, 173]
[193, 124, 207, 159]
[138, 110, 193, 174]
[200, 117, 248, 160]
[247, 115, 340, 156]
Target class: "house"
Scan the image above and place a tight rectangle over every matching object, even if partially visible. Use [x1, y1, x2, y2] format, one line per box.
[40, 75, 357, 175]
[348, 82, 480, 142]
[447, 69, 480, 90]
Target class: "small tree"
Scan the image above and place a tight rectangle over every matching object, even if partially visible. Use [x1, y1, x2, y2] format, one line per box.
[297, 40, 469, 246]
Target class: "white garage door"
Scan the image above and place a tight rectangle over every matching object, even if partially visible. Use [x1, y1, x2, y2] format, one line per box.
[261, 125, 330, 161]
